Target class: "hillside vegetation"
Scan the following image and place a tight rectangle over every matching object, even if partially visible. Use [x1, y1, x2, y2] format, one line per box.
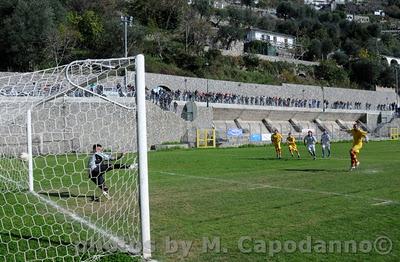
[1, 0, 400, 90]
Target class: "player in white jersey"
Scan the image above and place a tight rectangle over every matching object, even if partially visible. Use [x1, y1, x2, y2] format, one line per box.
[320, 130, 331, 158]
[303, 130, 317, 160]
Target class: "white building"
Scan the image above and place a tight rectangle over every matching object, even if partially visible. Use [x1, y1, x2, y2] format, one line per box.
[304, 0, 331, 10]
[346, 14, 370, 23]
[304, 0, 346, 11]
[246, 28, 296, 49]
[374, 10, 385, 17]
[213, 0, 228, 9]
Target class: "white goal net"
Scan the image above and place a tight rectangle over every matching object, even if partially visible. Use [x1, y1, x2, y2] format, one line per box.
[0, 55, 151, 261]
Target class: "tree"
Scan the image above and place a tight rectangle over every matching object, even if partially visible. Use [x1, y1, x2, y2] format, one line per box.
[331, 51, 349, 66]
[128, 0, 186, 30]
[192, 0, 213, 19]
[350, 58, 382, 90]
[0, 0, 64, 71]
[276, 1, 297, 20]
[366, 23, 380, 38]
[306, 39, 322, 61]
[244, 40, 270, 55]
[75, 11, 104, 50]
[385, 5, 400, 19]
[241, 0, 255, 8]
[63, 0, 125, 17]
[321, 39, 334, 59]
[226, 6, 245, 27]
[45, 24, 80, 67]
[243, 53, 260, 69]
[217, 25, 245, 50]
[378, 65, 396, 88]
[181, 14, 215, 54]
[342, 39, 360, 57]
[256, 16, 276, 31]
[315, 59, 349, 86]
[276, 20, 298, 36]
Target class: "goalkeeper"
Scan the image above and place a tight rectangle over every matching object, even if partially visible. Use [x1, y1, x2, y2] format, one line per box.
[88, 144, 134, 199]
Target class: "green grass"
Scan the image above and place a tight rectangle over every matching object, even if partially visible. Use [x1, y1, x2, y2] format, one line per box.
[1, 141, 399, 261]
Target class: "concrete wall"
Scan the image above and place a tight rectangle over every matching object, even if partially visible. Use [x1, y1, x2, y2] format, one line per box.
[210, 103, 370, 121]
[0, 97, 200, 155]
[144, 73, 399, 109]
[0, 95, 393, 155]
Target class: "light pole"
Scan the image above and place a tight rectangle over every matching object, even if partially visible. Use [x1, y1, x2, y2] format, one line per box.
[121, 15, 133, 88]
[206, 79, 209, 108]
[205, 62, 209, 107]
[121, 15, 133, 57]
[322, 86, 325, 112]
[395, 66, 399, 108]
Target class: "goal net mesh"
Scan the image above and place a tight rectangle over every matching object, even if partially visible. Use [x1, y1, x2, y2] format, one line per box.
[0, 57, 145, 261]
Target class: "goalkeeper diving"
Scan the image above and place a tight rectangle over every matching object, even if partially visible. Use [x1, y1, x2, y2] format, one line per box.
[88, 144, 136, 200]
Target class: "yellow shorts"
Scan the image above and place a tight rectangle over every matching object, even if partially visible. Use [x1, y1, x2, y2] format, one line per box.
[288, 144, 297, 151]
[352, 144, 363, 153]
[274, 143, 281, 152]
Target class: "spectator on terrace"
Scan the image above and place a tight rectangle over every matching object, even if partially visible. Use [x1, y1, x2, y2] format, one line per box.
[126, 84, 135, 97]
[116, 83, 124, 97]
[97, 85, 104, 96]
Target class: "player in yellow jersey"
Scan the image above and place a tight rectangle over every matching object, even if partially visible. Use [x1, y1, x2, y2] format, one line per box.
[271, 129, 283, 159]
[347, 123, 368, 170]
[286, 132, 300, 158]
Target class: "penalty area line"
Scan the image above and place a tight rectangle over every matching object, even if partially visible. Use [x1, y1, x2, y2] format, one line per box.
[0, 173, 139, 255]
[154, 171, 399, 206]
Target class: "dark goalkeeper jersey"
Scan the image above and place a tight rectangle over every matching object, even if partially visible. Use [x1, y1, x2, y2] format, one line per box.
[88, 152, 115, 171]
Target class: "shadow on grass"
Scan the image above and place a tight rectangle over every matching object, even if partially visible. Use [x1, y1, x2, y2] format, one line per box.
[0, 231, 72, 246]
[238, 157, 288, 161]
[39, 191, 96, 201]
[284, 168, 336, 172]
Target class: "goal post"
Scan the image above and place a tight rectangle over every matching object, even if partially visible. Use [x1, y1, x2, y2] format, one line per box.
[0, 55, 152, 261]
[27, 109, 34, 192]
[136, 54, 152, 259]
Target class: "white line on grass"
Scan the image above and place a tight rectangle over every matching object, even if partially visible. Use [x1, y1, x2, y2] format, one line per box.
[154, 171, 399, 206]
[32, 191, 139, 254]
[371, 200, 393, 206]
[0, 173, 139, 255]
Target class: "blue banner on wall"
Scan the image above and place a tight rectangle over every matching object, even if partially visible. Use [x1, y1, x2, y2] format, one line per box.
[227, 128, 243, 137]
[250, 133, 262, 142]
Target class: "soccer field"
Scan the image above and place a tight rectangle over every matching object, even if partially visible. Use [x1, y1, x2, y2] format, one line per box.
[1, 141, 399, 261]
[148, 140, 400, 261]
